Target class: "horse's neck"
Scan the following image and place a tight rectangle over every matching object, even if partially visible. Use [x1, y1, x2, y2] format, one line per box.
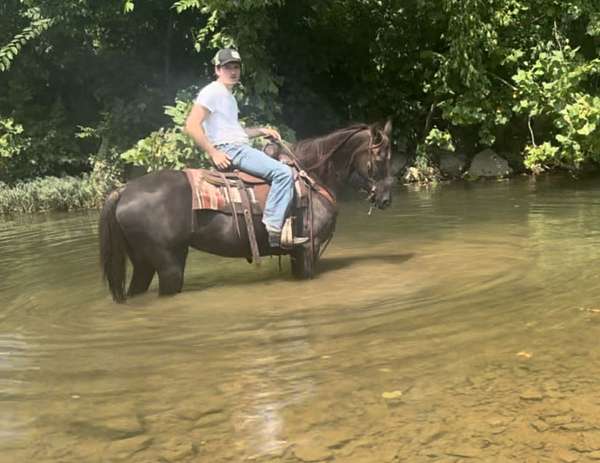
[295, 129, 367, 190]
[298, 152, 338, 192]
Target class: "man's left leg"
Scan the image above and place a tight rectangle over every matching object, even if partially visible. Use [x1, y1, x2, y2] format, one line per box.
[229, 145, 306, 246]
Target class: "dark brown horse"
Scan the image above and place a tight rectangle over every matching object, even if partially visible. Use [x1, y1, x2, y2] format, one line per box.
[99, 120, 394, 302]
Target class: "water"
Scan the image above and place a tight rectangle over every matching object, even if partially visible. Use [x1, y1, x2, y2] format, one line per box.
[1, 175, 600, 462]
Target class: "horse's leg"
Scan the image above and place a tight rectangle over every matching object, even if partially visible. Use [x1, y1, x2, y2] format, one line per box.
[155, 246, 189, 296]
[121, 240, 156, 297]
[291, 242, 317, 279]
[127, 260, 155, 297]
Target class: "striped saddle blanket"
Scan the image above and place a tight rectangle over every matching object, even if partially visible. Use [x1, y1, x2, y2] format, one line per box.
[183, 167, 311, 264]
[183, 168, 270, 214]
[184, 168, 307, 215]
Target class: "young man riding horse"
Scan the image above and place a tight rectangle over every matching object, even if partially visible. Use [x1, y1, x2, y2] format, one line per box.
[185, 48, 308, 248]
[98, 48, 394, 302]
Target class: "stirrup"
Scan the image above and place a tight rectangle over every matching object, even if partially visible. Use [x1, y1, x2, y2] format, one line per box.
[280, 217, 308, 249]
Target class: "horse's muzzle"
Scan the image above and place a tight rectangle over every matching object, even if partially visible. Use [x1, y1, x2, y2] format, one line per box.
[377, 197, 391, 209]
[372, 177, 394, 209]
[369, 185, 392, 209]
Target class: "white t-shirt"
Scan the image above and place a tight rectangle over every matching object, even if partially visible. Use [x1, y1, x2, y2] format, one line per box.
[194, 81, 249, 146]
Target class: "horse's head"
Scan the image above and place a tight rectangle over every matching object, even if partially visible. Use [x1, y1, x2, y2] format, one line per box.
[293, 120, 395, 209]
[352, 119, 394, 209]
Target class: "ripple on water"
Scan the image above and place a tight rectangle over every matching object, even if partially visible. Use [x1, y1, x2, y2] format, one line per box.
[2, 178, 600, 461]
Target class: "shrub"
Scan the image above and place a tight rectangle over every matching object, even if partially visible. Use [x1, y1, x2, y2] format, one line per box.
[0, 169, 121, 214]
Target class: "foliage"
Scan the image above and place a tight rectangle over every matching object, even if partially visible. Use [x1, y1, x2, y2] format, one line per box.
[512, 40, 600, 170]
[395, 0, 597, 170]
[0, 99, 84, 183]
[523, 142, 560, 172]
[425, 128, 455, 153]
[121, 126, 200, 172]
[0, 118, 29, 161]
[407, 127, 455, 183]
[0, 172, 118, 215]
[175, 0, 286, 122]
[88, 157, 124, 205]
[0, 6, 54, 72]
[1, 0, 600, 198]
[120, 88, 209, 171]
[1, 0, 201, 182]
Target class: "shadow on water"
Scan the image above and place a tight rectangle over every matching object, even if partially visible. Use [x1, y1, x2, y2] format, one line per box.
[182, 252, 415, 293]
[318, 252, 415, 272]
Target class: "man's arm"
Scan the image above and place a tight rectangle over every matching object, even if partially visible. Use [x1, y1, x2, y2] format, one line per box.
[184, 104, 231, 170]
[245, 126, 282, 141]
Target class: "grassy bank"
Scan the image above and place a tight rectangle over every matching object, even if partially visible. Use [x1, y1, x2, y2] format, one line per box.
[0, 161, 121, 215]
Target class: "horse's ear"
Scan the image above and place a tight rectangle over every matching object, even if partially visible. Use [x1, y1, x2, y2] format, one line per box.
[383, 118, 393, 138]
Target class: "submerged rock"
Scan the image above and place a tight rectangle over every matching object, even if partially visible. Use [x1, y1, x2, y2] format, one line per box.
[530, 420, 549, 432]
[293, 443, 333, 462]
[519, 388, 544, 401]
[173, 398, 225, 421]
[555, 448, 579, 463]
[107, 435, 153, 461]
[419, 423, 446, 445]
[69, 415, 145, 440]
[159, 437, 196, 462]
[446, 445, 483, 458]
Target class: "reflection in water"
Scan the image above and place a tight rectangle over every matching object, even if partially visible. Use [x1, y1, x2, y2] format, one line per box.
[231, 318, 316, 458]
[1, 175, 600, 462]
[0, 333, 34, 448]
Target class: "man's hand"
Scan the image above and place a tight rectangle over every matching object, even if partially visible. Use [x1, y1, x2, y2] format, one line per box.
[209, 150, 231, 170]
[259, 127, 282, 142]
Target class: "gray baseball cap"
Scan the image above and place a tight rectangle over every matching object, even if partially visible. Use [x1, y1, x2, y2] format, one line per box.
[213, 48, 242, 66]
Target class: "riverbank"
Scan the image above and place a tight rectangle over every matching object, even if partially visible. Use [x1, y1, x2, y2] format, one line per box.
[0, 160, 121, 215]
[1, 155, 596, 216]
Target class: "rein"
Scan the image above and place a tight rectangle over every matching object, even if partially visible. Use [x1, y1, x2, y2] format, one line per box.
[280, 123, 382, 202]
[278, 140, 336, 207]
[298, 125, 385, 193]
[275, 139, 335, 259]
[275, 125, 382, 259]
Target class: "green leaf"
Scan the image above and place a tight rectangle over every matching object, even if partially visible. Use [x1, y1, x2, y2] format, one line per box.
[123, 1, 135, 13]
[577, 123, 596, 136]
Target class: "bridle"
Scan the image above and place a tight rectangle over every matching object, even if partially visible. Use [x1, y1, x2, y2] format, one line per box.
[279, 125, 389, 201]
[275, 125, 389, 258]
[345, 127, 390, 201]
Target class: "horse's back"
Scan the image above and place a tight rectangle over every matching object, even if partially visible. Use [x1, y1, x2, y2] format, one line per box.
[121, 169, 189, 197]
[116, 170, 192, 246]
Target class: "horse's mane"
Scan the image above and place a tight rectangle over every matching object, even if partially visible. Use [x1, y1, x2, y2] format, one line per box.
[285, 123, 373, 189]
[292, 123, 370, 162]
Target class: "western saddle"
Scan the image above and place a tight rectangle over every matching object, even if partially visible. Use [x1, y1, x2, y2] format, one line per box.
[184, 142, 333, 265]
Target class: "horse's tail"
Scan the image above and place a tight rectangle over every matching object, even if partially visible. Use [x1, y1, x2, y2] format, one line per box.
[99, 188, 127, 303]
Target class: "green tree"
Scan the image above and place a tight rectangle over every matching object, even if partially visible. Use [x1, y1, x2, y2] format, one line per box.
[1, 0, 599, 187]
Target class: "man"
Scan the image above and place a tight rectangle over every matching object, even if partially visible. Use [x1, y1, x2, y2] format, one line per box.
[185, 48, 307, 248]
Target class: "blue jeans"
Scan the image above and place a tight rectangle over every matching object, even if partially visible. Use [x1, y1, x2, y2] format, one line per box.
[219, 143, 293, 232]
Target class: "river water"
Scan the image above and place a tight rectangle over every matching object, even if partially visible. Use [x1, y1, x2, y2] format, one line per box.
[1, 174, 600, 463]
